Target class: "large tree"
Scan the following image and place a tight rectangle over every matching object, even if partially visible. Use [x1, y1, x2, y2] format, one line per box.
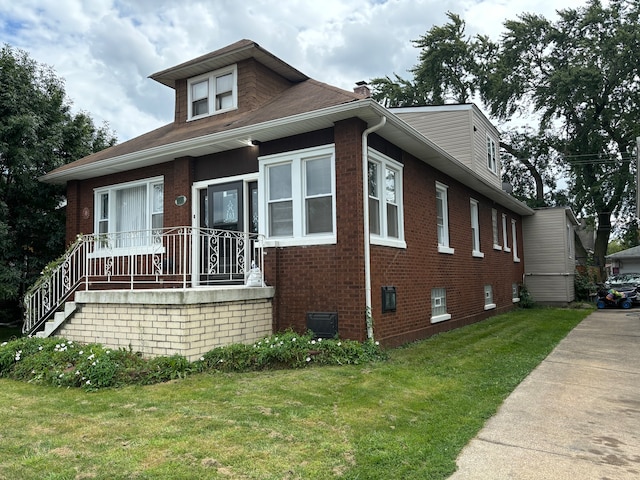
[0, 45, 116, 322]
[371, 0, 640, 275]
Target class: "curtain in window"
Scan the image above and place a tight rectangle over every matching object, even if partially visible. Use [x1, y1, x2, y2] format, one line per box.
[116, 185, 146, 246]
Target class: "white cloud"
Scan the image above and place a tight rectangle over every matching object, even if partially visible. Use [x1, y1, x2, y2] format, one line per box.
[0, 0, 593, 142]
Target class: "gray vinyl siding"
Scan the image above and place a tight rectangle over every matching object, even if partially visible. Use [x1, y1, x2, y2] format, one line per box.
[395, 105, 502, 188]
[396, 110, 473, 165]
[472, 114, 502, 188]
[522, 208, 576, 303]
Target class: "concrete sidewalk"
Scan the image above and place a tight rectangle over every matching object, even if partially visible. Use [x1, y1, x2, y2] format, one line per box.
[449, 309, 640, 479]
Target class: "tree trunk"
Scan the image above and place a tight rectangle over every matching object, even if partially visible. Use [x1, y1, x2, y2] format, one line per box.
[593, 211, 612, 281]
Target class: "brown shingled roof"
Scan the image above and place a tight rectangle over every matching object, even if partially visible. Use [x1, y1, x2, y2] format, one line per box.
[46, 78, 362, 176]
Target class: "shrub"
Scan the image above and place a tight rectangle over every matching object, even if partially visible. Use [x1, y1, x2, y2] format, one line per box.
[518, 284, 535, 309]
[0, 330, 386, 390]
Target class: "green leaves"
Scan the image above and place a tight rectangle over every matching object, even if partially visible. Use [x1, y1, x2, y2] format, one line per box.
[0, 45, 116, 314]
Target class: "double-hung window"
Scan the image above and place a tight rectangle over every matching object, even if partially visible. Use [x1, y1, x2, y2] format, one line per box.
[492, 208, 501, 250]
[502, 214, 510, 252]
[487, 136, 497, 174]
[436, 182, 454, 254]
[187, 65, 237, 120]
[260, 145, 336, 246]
[368, 150, 405, 247]
[94, 177, 164, 250]
[470, 198, 483, 257]
[511, 219, 520, 262]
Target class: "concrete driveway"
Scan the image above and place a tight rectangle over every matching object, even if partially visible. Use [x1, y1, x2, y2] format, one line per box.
[449, 308, 640, 479]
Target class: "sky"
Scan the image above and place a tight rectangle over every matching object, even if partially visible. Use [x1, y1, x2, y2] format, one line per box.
[0, 0, 593, 143]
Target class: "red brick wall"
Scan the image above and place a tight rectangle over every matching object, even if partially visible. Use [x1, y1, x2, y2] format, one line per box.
[64, 160, 192, 245]
[263, 118, 368, 340]
[369, 151, 525, 347]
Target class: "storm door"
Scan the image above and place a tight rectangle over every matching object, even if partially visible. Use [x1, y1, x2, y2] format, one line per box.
[199, 181, 245, 284]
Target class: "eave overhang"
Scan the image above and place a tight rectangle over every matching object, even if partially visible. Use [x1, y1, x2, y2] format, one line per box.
[41, 99, 533, 216]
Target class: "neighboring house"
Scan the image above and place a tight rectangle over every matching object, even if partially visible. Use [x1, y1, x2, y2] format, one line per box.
[606, 246, 640, 275]
[522, 207, 578, 304]
[27, 39, 536, 360]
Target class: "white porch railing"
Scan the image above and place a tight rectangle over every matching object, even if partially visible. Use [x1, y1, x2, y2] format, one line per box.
[23, 227, 265, 336]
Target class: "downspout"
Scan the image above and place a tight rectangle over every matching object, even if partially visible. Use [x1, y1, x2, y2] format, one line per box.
[362, 115, 387, 340]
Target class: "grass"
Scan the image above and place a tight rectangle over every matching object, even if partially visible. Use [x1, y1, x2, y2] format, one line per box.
[0, 307, 590, 479]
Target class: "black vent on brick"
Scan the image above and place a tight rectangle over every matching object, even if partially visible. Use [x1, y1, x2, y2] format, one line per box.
[306, 312, 338, 339]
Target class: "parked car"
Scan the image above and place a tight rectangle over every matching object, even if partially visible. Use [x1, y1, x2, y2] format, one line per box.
[604, 273, 640, 288]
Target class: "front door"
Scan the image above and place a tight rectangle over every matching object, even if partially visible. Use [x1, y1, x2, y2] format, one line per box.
[198, 180, 257, 284]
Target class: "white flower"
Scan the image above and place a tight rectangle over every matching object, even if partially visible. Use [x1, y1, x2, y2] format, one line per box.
[86, 380, 91, 385]
[310, 340, 316, 345]
[292, 338, 296, 342]
[78, 351, 83, 355]
[375, 341, 380, 346]
[59, 374, 64, 378]
[75, 371, 80, 375]
[305, 357, 311, 362]
[1, 342, 7, 347]
[38, 346, 43, 351]
[337, 342, 342, 347]
[200, 357, 205, 361]
[106, 351, 111, 354]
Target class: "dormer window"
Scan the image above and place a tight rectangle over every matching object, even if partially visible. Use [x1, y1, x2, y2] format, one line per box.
[187, 65, 237, 120]
[486, 135, 497, 174]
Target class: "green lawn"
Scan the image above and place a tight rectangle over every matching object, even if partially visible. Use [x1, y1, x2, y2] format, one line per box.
[0, 307, 590, 479]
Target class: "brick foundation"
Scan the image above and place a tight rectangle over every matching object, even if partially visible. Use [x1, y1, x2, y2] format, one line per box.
[56, 288, 274, 361]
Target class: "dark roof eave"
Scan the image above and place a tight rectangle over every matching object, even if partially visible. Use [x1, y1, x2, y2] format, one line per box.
[41, 99, 534, 216]
[150, 40, 308, 88]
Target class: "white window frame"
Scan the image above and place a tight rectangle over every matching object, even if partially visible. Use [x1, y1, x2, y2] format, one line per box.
[484, 284, 496, 310]
[512, 283, 520, 303]
[431, 287, 451, 323]
[487, 135, 497, 174]
[470, 198, 484, 258]
[511, 219, 520, 262]
[187, 65, 238, 120]
[567, 222, 573, 259]
[368, 149, 406, 249]
[502, 214, 510, 252]
[259, 145, 336, 247]
[92, 176, 164, 256]
[436, 182, 454, 255]
[492, 208, 501, 250]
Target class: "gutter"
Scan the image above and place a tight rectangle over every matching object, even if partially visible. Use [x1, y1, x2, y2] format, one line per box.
[362, 115, 387, 341]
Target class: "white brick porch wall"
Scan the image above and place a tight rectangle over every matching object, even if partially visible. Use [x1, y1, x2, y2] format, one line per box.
[56, 287, 275, 361]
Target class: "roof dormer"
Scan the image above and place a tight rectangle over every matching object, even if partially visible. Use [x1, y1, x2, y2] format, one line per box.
[150, 40, 309, 125]
[187, 64, 238, 120]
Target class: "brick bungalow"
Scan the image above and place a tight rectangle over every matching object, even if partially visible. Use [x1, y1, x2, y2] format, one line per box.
[27, 39, 535, 359]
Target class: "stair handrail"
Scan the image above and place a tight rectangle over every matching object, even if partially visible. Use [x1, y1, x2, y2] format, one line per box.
[22, 235, 87, 336]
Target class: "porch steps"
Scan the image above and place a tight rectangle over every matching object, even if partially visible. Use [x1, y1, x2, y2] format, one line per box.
[34, 302, 77, 338]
